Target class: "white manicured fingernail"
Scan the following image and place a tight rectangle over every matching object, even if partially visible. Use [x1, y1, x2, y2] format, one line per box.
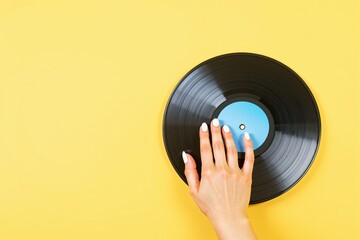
[182, 151, 188, 164]
[201, 122, 208, 132]
[212, 118, 219, 127]
[223, 125, 230, 133]
[245, 132, 250, 141]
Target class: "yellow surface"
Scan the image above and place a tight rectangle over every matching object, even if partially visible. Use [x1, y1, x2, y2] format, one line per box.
[0, 0, 359, 239]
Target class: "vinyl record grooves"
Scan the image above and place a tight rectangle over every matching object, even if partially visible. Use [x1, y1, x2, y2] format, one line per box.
[163, 53, 321, 204]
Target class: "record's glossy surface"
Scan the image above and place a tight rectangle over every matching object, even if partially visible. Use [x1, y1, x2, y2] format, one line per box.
[163, 53, 321, 204]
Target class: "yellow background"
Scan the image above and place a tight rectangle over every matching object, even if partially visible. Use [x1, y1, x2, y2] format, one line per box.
[0, 0, 359, 239]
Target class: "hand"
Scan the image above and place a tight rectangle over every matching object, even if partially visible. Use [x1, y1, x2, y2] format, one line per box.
[182, 118, 257, 240]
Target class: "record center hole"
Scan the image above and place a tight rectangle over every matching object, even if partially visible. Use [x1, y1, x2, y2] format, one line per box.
[239, 124, 246, 130]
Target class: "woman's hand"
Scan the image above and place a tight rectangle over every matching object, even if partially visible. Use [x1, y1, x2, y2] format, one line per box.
[182, 118, 257, 240]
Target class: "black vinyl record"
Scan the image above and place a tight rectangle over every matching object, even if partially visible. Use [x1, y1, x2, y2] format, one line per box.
[163, 53, 321, 204]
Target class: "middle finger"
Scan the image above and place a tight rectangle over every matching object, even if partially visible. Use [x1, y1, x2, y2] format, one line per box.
[210, 118, 227, 167]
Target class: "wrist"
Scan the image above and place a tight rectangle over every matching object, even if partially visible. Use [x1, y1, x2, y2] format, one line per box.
[209, 215, 256, 240]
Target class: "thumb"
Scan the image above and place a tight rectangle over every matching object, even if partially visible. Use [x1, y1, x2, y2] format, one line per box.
[182, 151, 199, 195]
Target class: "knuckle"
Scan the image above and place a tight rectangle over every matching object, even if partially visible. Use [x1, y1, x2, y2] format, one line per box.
[227, 147, 238, 157]
[225, 133, 233, 141]
[212, 141, 224, 151]
[189, 188, 197, 197]
[245, 152, 255, 162]
[243, 174, 252, 185]
[230, 171, 240, 180]
[247, 178, 253, 186]
[219, 168, 229, 179]
[199, 131, 209, 139]
[200, 142, 211, 151]
[246, 142, 254, 150]
[247, 156, 255, 165]
[202, 168, 213, 178]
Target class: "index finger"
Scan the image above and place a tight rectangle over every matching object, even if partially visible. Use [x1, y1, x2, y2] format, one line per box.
[199, 122, 214, 169]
